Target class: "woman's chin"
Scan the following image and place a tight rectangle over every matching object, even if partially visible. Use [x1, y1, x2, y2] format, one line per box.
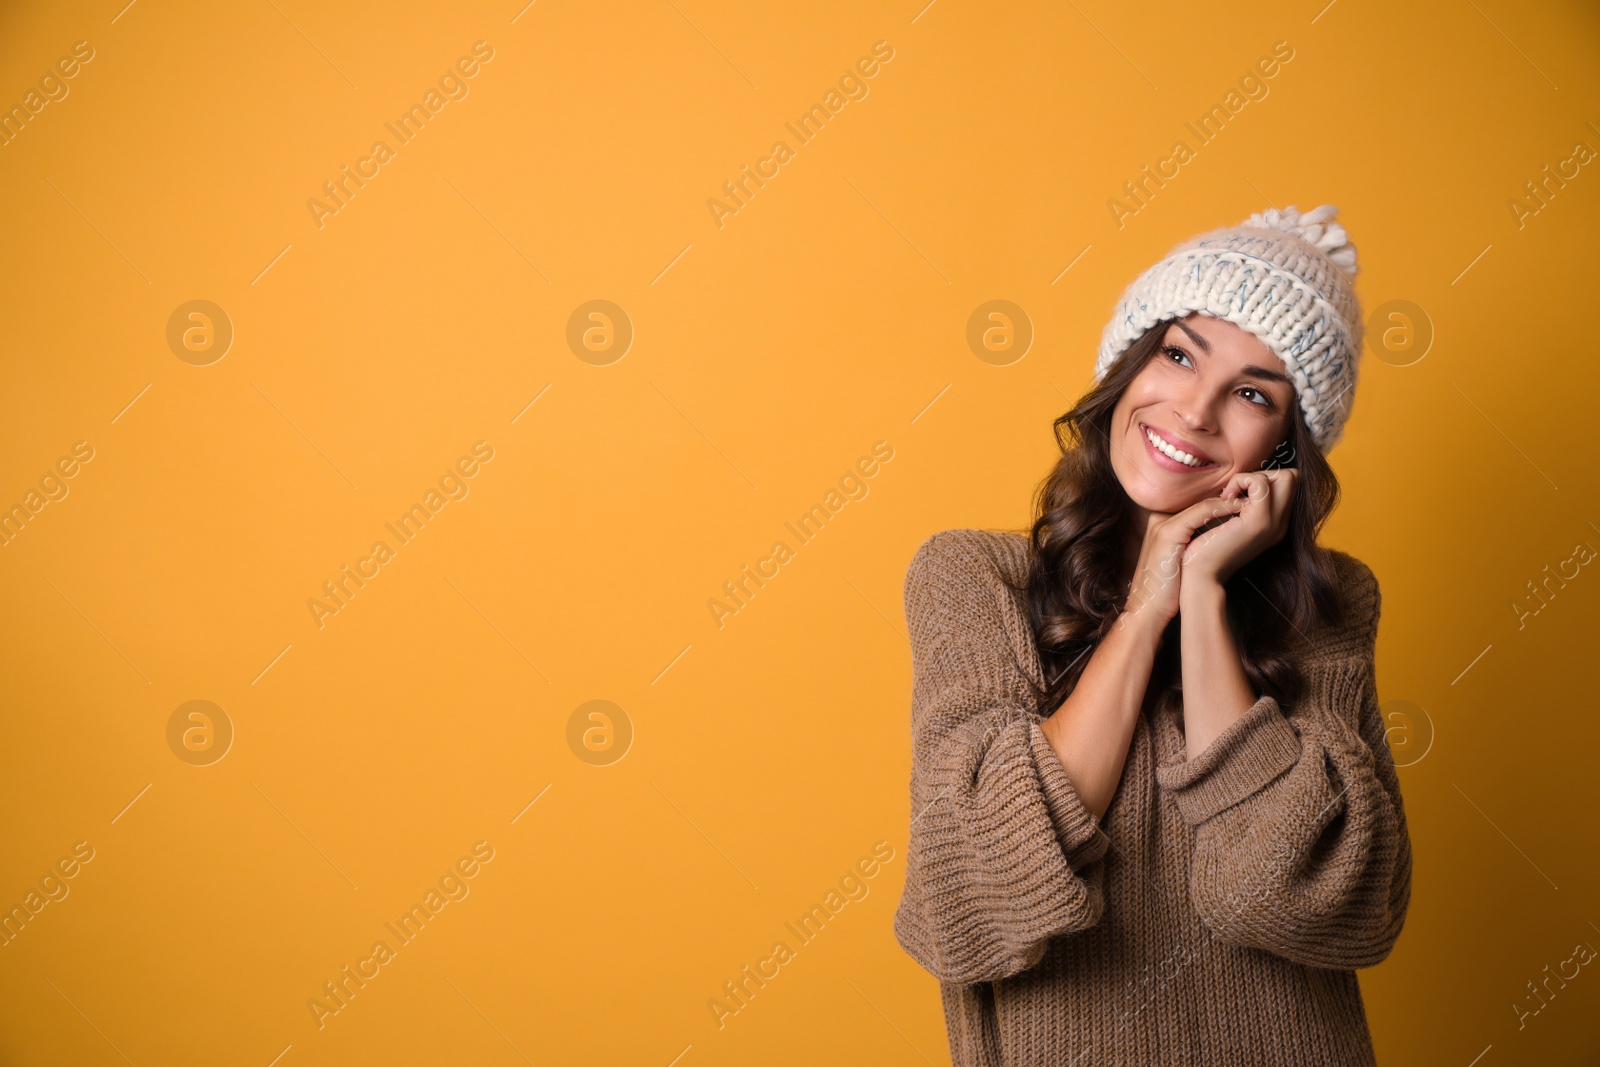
[1127, 487, 1209, 515]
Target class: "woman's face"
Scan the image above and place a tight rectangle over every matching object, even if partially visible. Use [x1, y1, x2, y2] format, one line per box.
[1109, 313, 1297, 515]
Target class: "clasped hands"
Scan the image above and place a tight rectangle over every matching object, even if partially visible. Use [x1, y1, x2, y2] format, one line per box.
[1121, 469, 1297, 629]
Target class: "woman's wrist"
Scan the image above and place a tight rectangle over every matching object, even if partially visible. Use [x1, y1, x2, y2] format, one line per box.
[1113, 596, 1174, 645]
[1179, 575, 1227, 612]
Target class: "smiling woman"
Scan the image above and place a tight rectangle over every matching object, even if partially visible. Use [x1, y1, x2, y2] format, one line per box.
[893, 205, 1411, 1067]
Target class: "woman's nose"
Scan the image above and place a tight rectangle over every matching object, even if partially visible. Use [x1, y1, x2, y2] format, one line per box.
[1171, 395, 1220, 434]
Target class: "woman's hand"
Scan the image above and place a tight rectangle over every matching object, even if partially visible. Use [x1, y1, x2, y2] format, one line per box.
[1181, 469, 1298, 589]
[1122, 494, 1248, 629]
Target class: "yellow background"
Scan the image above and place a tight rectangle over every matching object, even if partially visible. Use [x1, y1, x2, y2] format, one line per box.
[2, 0, 1598, 1063]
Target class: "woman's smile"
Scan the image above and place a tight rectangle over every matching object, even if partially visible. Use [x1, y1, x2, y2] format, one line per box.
[1138, 421, 1220, 473]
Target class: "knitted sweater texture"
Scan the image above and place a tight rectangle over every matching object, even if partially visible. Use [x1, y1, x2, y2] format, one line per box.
[893, 529, 1412, 1066]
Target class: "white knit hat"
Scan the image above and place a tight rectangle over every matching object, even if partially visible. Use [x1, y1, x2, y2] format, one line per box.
[1093, 204, 1364, 453]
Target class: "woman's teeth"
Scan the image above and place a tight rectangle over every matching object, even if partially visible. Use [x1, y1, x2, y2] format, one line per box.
[1145, 426, 1208, 468]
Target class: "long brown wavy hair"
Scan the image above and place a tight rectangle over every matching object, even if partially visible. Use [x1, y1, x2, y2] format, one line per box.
[1002, 316, 1350, 720]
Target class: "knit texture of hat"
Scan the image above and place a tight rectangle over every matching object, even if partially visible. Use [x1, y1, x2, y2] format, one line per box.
[1093, 204, 1364, 453]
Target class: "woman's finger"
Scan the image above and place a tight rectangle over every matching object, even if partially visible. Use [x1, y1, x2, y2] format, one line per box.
[1220, 470, 1271, 501]
[1160, 495, 1246, 543]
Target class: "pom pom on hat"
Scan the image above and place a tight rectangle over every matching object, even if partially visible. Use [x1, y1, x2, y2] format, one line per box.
[1242, 203, 1359, 277]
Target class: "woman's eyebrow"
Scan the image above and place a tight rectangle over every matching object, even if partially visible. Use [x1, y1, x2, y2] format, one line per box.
[1174, 321, 1293, 385]
[1174, 321, 1211, 352]
[1242, 363, 1293, 385]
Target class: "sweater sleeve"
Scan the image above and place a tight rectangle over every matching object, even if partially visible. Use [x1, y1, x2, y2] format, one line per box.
[892, 531, 1112, 986]
[1154, 554, 1413, 969]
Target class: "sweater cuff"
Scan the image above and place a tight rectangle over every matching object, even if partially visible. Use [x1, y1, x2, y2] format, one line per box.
[1154, 695, 1302, 826]
[1028, 718, 1111, 870]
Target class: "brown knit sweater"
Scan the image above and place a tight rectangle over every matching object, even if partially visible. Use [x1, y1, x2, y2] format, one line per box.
[893, 528, 1412, 1066]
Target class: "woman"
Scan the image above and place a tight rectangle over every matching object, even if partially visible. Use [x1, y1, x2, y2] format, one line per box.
[893, 205, 1411, 1066]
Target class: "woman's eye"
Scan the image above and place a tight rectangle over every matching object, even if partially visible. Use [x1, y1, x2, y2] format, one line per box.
[1162, 345, 1274, 408]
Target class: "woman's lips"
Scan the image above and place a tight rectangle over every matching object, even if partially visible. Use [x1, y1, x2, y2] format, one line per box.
[1139, 422, 1219, 473]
